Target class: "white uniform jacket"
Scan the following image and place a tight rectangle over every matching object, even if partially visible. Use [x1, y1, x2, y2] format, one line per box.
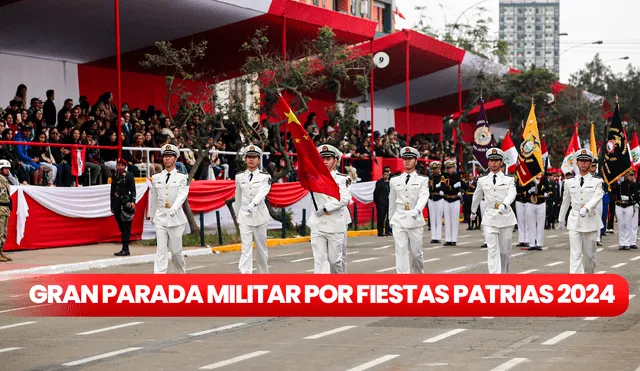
[558, 173, 604, 233]
[149, 168, 189, 228]
[308, 172, 351, 234]
[471, 171, 517, 228]
[388, 172, 430, 229]
[234, 169, 272, 227]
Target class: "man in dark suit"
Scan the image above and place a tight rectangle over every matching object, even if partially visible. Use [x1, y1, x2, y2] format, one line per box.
[373, 167, 392, 236]
[111, 158, 137, 256]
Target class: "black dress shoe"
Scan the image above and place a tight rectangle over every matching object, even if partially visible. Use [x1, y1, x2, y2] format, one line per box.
[452, 242, 457, 246]
[517, 242, 527, 247]
[535, 246, 543, 251]
[481, 243, 488, 248]
[597, 241, 602, 246]
[619, 246, 629, 250]
[114, 250, 130, 256]
[434, 240, 441, 244]
[631, 245, 638, 249]
[444, 242, 452, 246]
[527, 246, 537, 251]
[430, 239, 437, 243]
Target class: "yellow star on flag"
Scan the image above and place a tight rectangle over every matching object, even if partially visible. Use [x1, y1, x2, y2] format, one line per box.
[294, 138, 301, 143]
[303, 135, 309, 140]
[284, 109, 301, 125]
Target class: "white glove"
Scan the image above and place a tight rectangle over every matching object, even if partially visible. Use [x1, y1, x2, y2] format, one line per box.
[528, 187, 536, 194]
[470, 213, 476, 221]
[534, 179, 539, 184]
[457, 192, 462, 198]
[168, 208, 177, 217]
[544, 193, 548, 197]
[411, 208, 421, 220]
[579, 207, 587, 217]
[315, 207, 326, 217]
[435, 183, 441, 189]
[635, 204, 639, 211]
[439, 191, 444, 196]
[246, 202, 256, 213]
[558, 221, 565, 230]
[454, 182, 461, 189]
[498, 204, 507, 214]
[621, 195, 629, 201]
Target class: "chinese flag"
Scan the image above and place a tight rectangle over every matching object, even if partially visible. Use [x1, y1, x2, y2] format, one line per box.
[278, 94, 340, 200]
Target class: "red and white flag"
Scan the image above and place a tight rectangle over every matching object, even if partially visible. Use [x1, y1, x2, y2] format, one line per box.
[541, 136, 549, 169]
[630, 131, 640, 168]
[561, 123, 580, 175]
[71, 147, 86, 177]
[501, 130, 518, 173]
[394, 7, 406, 20]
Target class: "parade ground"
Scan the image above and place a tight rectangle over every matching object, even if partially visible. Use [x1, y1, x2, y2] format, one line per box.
[0, 228, 639, 371]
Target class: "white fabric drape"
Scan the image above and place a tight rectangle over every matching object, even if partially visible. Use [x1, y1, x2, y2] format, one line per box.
[350, 181, 375, 204]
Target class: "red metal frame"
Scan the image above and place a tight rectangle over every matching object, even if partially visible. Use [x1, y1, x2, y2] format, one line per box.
[405, 31, 410, 142]
[115, 0, 122, 159]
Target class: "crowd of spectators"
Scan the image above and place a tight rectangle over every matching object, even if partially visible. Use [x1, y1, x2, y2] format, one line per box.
[0, 83, 457, 187]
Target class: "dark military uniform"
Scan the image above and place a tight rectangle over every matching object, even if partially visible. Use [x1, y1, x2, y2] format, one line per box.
[0, 173, 11, 262]
[462, 177, 477, 230]
[615, 178, 637, 250]
[515, 176, 530, 247]
[111, 165, 137, 256]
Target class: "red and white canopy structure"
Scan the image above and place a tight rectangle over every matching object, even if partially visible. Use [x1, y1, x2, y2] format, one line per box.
[351, 30, 510, 138]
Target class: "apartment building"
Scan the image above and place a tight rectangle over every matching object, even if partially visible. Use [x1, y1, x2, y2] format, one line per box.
[295, 0, 395, 36]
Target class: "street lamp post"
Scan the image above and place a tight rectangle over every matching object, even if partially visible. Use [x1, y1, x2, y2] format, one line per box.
[560, 40, 604, 56]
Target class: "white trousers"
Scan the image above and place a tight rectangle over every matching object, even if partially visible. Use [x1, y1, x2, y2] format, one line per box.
[633, 208, 639, 246]
[392, 225, 424, 274]
[568, 230, 597, 274]
[310, 230, 344, 274]
[483, 225, 512, 273]
[525, 203, 545, 247]
[154, 224, 186, 274]
[596, 203, 602, 243]
[342, 232, 348, 273]
[480, 200, 488, 244]
[515, 201, 528, 243]
[444, 200, 460, 243]
[238, 223, 269, 274]
[616, 206, 635, 247]
[428, 199, 444, 240]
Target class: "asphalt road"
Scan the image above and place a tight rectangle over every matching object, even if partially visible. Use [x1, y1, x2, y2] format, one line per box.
[1, 226, 640, 371]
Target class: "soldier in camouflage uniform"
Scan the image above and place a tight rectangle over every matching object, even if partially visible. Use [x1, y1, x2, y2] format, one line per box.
[0, 160, 12, 262]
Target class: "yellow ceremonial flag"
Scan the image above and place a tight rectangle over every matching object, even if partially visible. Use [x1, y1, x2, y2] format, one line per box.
[516, 104, 544, 185]
[590, 122, 597, 156]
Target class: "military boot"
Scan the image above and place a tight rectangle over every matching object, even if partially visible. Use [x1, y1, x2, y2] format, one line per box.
[0, 255, 8, 262]
[0, 253, 11, 261]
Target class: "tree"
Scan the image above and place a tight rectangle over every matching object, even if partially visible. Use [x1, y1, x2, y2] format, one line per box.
[140, 27, 373, 235]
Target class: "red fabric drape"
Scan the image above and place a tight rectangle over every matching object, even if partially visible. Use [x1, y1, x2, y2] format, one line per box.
[266, 182, 308, 208]
[187, 180, 237, 213]
[5, 193, 147, 251]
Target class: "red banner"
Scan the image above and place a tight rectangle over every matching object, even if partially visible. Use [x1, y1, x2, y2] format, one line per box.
[12, 274, 629, 317]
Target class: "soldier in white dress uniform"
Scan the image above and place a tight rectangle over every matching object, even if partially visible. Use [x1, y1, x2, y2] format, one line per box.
[471, 148, 517, 274]
[234, 145, 272, 273]
[389, 147, 430, 273]
[558, 149, 605, 273]
[149, 144, 190, 274]
[308, 144, 351, 274]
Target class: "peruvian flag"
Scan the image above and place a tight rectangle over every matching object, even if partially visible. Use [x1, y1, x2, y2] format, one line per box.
[394, 7, 406, 20]
[71, 147, 86, 177]
[561, 123, 580, 175]
[541, 136, 549, 169]
[631, 131, 640, 168]
[501, 130, 518, 173]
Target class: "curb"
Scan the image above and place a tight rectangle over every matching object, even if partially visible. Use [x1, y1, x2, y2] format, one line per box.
[0, 248, 213, 282]
[210, 230, 376, 253]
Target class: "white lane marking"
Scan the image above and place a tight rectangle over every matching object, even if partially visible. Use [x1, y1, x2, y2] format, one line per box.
[609, 244, 619, 248]
[346, 354, 400, 371]
[0, 347, 22, 353]
[511, 252, 526, 257]
[291, 257, 314, 263]
[631, 294, 636, 300]
[545, 261, 564, 267]
[199, 351, 271, 370]
[347, 251, 360, 255]
[584, 317, 598, 321]
[548, 235, 558, 238]
[451, 252, 472, 257]
[423, 329, 467, 343]
[424, 258, 441, 263]
[490, 358, 529, 371]
[459, 235, 470, 238]
[541, 331, 576, 345]
[442, 266, 467, 273]
[76, 322, 144, 335]
[303, 325, 357, 340]
[372, 245, 392, 250]
[457, 241, 471, 245]
[62, 347, 143, 366]
[252, 265, 274, 272]
[630, 256, 640, 261]
[0, 321, 37, 330]
[611, 263, 627, 268]
[376, 267, 396, 273]
[272, 252, 303, 257]
[487, 336, 538, 359]
[0, 304, 47, 314]
[481, 317, 494, 319]
[556, 243, 567, 247]
[596, 271, 607, 274]
[9, 294, 28, 298]
[597, 248, 604, 253]
[305, 269, 314, 273]
[186, 265, 207, 271]
[519, 269, 539, 274]
[188, 322, 247, 337]
[352, 257, 379, 263]
[424, 246, 441, 250]
[353, 242, 374, 246]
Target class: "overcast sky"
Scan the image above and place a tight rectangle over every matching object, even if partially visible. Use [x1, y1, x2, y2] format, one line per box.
[394, 0, 640, 83]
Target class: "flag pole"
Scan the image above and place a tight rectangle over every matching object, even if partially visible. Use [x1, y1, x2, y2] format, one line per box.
[310, 191, 318, 212]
